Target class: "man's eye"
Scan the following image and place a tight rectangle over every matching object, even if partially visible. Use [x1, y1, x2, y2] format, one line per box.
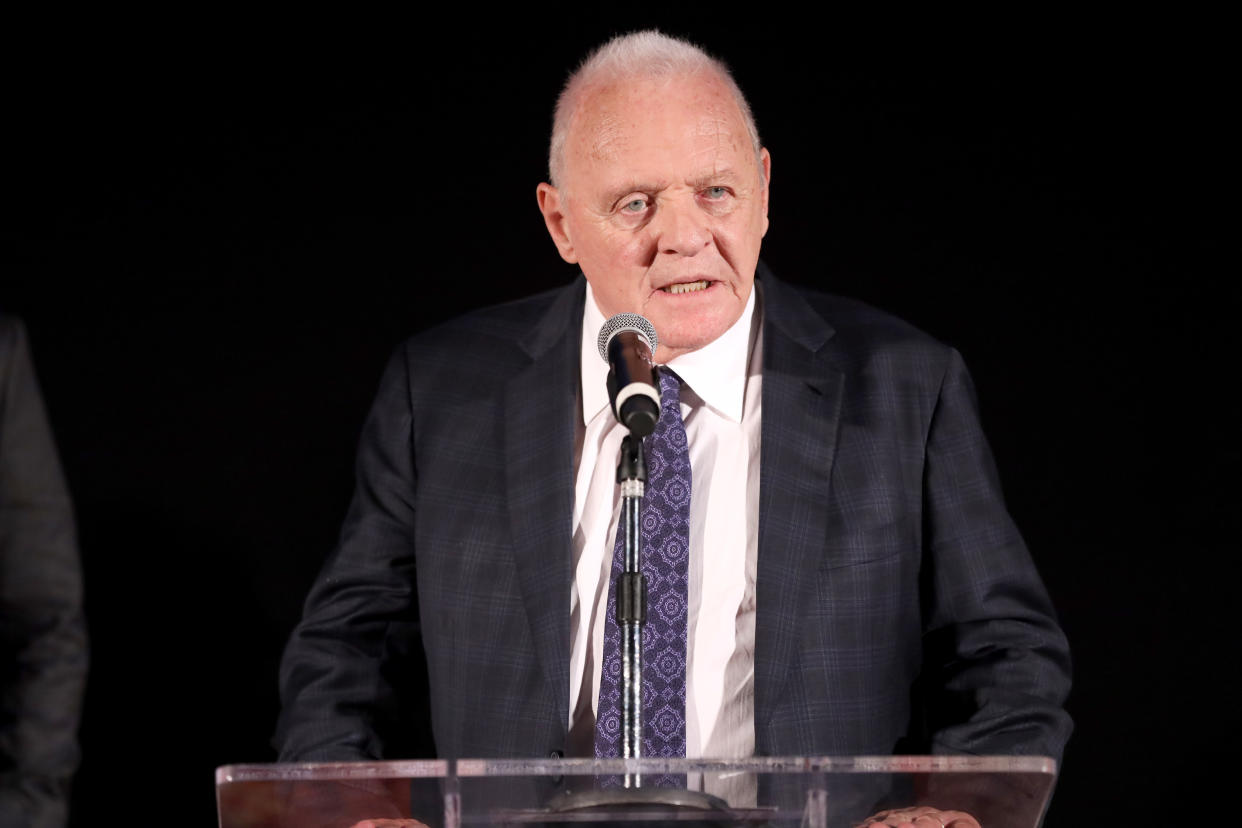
[704, 187, 729, 199]
[621, 198, 647, 213]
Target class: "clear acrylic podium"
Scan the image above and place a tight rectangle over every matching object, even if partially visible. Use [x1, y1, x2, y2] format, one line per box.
[216, 756, 1056, 827]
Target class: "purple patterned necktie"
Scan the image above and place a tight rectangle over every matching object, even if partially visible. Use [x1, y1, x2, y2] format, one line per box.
[595, 368, 690, 759]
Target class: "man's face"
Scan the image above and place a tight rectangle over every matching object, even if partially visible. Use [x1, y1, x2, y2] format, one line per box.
[538, 71, 770, 363]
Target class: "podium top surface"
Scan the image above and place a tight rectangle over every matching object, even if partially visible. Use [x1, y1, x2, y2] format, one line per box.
[217, 754, 1055, 783]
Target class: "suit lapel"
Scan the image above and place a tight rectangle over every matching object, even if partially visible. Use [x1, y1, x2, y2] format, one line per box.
[503, 280, 585, 735]
[754, 270, 845, 742]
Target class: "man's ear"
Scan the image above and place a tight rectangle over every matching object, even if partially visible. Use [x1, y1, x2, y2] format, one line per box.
[536, 183, 578, 263]
[759, 148, 771, 237]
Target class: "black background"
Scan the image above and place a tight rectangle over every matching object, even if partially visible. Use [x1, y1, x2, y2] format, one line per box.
[3, 15, 1232, 825]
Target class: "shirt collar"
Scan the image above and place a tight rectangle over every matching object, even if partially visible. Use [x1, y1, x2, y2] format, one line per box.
[580, 281, 757, 425]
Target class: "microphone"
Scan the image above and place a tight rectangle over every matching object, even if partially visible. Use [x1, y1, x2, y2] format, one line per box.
[597, 313, 661, 437]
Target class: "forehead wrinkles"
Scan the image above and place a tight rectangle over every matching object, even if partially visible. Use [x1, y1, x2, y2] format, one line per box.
[690, 110, 746, 172]
[583, 110, 748, 171]
[588, 113, 625, 164]
[565, 80, 634, 164]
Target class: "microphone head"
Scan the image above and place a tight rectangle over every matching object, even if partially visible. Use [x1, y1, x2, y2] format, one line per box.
[597, 313, 658, 363]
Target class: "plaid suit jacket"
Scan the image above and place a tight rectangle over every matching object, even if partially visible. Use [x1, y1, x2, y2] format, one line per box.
[276, 264, 1072, 764]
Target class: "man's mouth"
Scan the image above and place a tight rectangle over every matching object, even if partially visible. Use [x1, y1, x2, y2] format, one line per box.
[661, 280, 711, 295]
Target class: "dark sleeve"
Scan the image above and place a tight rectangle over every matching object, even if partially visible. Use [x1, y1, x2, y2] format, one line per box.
[274, 346, 426, 762]
[917, 348, 1073, 759]
[0, 316, 87, 828]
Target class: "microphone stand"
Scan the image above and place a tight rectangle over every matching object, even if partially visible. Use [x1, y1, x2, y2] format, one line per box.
[615, 434, 647, 788]
[545, 430, 729, 821]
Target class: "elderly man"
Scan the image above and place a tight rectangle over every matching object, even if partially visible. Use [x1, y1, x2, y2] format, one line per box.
[276, 31, 1071, 827]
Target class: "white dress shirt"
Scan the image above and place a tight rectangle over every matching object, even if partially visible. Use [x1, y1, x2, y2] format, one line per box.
[568, 282, 764, 779]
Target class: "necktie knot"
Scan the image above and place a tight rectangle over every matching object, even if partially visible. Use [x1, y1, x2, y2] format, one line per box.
[658, 367, 683, 409]
[653, 369, 688, 456]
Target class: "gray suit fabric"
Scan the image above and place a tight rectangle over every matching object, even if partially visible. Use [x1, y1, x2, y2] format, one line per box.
[0, 316, 86, 828]
[276, 265, 1072, 765]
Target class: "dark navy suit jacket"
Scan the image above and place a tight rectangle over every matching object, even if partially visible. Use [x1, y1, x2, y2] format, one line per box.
[276, 265, 1072, 765]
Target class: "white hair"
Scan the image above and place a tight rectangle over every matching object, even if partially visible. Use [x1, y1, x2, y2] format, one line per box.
[547, 30, 762, 188]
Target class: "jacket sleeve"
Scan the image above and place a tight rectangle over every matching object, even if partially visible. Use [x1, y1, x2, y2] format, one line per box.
[917, 347, 1073, 760]
[274, 346, 428, 762]
[0, 316, 88, 828]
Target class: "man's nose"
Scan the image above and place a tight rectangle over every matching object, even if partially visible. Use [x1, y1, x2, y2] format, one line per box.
[654, 197, 711, 256]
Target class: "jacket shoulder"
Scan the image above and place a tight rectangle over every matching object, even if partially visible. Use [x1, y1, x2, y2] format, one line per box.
[770, 280, 957, 384]
[400, 282, 579, 362]
[376, 281, 582, 408]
